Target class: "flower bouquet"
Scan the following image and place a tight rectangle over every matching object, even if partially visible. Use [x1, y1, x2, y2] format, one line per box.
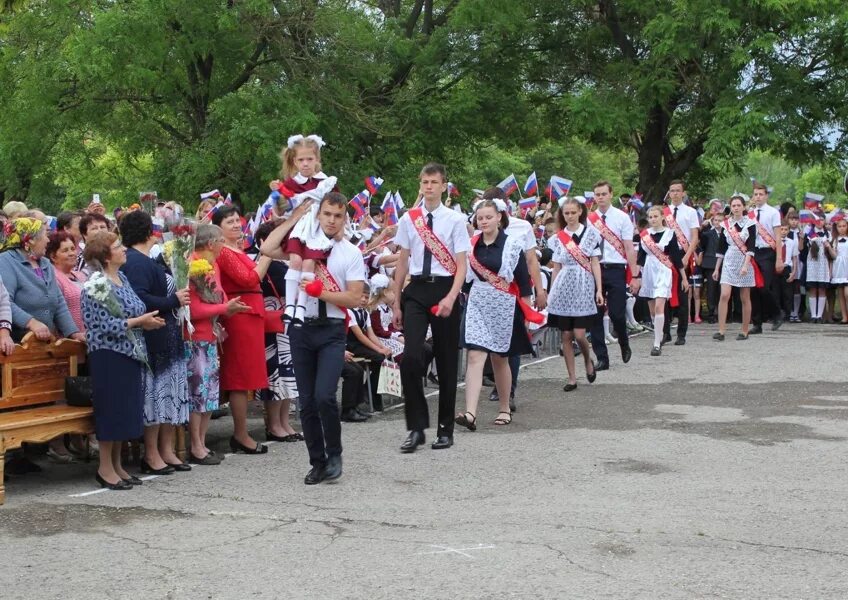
[189, 258, 227, 343]
[83, 272, 150, 370]
[165, 222, 196, 337]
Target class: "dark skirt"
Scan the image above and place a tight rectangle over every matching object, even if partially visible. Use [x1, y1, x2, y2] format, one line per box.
[89, 349, 144, 442]
[462, 300, 533, 357]
[548, 314, 594, 331]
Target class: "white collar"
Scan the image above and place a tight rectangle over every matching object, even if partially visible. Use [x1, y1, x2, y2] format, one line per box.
[293, 171, 328, 184]
[565, 223, 584, 235]
[422, 202, 444, 216]
[648, 226, 666, 234]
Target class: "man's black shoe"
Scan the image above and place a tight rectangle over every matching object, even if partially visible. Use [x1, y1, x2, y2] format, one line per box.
[340, 409, 368, 423]
[749, 325, 763, 334]
[594, 359, 610, 371]
[323, 455, 342, 482]
[304, 466, 326, 485]
[621, 345, 632, 363]
[771, 318, 783, 331]
[661, 333, 672, 345]
[431, 435, 453, 450]
[674, 337, 686, 346]
[400, 430, 425, 453]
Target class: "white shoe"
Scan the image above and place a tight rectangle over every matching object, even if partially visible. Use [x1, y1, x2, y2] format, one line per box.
[605, 333, 618, 344]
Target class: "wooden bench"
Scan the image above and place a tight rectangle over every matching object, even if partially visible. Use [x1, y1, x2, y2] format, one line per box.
[0, 333, 91, 505]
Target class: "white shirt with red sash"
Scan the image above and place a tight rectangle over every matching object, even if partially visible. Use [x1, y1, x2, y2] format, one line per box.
[303, 239, 365, 320]
[394, 202, 471, 276]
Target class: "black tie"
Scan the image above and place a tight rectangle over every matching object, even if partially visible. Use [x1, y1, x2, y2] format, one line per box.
[674, 206, 678, 219]
[757, 209, 761, 221]
[599, 214, 606, 258]
[422, 213, 434, 277]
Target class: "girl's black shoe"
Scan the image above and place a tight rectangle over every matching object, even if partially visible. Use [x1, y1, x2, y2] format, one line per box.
[96, 473, 132, 490]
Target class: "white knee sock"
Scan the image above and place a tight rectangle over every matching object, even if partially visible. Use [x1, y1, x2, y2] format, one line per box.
[792, 294, 801, 318]
[816, 295, 826, 318]
[603, 314, 614, 339]
[653, 314, 665, 347]
[284, 269, 301, 319]
[295, 272, 314, 322]
[626, 296, 638, 326]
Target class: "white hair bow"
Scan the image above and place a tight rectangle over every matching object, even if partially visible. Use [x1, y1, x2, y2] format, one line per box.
[286, 134, 304, 149]
[472, 198, 508, 213]
[370, 273, 391, 293]
[305, 134, 326, 148]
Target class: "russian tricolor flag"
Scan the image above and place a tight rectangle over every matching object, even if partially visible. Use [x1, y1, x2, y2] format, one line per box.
[519, 196, 538, 216]
[200, 189, 222, 201]
[583, 191, 595, 210]
[550, 176, 572, 199]
[804, 192, 824, 210]
[523, 172, 538, 197]
[628, 195, 645, 212]
[381, 192, 399, 226]
[365, 176, 384, 196]
[497, 174, 519, 197]
[349, 190, 370, 221]
[447, 182, 460, 198]
[393, 190, 404, 210]
[799, 209, 818, 225]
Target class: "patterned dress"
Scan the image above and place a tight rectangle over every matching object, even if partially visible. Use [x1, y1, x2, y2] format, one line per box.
[717, 218, 757, 288]
[548, 225, 602, 317]
[805, 230, 831, 286]
[462, 231, 532, 355]
[255, 260, 299, 403]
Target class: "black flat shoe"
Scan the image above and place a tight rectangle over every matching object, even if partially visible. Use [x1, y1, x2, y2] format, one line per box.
[650, 346, 662, 356]
[563, 383, 578, 392]
[713, 332, 725, 341]
[431, 435, 453, 450]
[122, 475, 143, 486]
[594, 359, 610, 371]
[140, 460, 175, 475]
[265, 430, 290, 442]
[587, 368, 597, 383]
[736, 333, 749, 340]
[340, 409, 369, 423]
[97, 473, 132, 490]
[165, 462, 192, 472]
[400, 430, 425, 453]
[621, 345, 632, 364]
[674, 337, 686, 346]
[229, 437, 268, 454]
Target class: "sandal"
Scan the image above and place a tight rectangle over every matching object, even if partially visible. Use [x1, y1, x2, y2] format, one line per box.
[493, 411, 512, 426]
[454, 412, 477, 431]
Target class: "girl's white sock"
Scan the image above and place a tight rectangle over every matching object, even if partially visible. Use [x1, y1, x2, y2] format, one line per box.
[792, 294, 801, 318]
[653, 314, 665, 347]
[284, 269, 301, 320]
[295, 272, 315, 323]
[626, 296, 638, 326]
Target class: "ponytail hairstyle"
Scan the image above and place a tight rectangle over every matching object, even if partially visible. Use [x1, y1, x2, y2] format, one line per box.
[280, 134, 324, 179]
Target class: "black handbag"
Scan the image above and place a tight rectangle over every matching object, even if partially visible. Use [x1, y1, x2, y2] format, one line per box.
[65, 376, 93, 407]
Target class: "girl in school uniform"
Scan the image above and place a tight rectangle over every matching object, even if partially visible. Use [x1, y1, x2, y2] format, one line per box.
[827, 216, 848, 323]
[712, 195, 757, 340]
[805, 215, 831, 323]
[637, 206, 688, 356]
[547, 197, 603, 391]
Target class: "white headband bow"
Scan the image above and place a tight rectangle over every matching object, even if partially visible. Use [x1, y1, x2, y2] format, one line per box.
[287, 134, 326, 149]
[369, 273, 391, 294]
[473, 198, 508, 213]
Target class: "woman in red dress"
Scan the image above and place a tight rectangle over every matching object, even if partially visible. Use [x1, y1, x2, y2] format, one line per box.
[213, 206, 273, 454]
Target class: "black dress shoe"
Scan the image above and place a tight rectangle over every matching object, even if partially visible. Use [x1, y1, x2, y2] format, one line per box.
[661, 333, 672, 345]
[266, 430, 291, 442]
[323, 455, 342, 482]
[587, 367, 597, 383]
[140, 460, 175, 475]
[341, 409, 369, 423]
[400, 430, 425, 453]
[96, 473, 132, 490]
[771, 318, 784, 331]
[563, 383, 578, 392]
[594, 359, 610, 371]
[304, 465, 326, 485]
[621, 345, 632, 363]
[749, 325, 763, 334]
[674, 337, 686, 346]
[122, 475, 143, 486]
[165, 462, 192, 472]
[229, 437, 268, 454]
[431, 435, 453, 450]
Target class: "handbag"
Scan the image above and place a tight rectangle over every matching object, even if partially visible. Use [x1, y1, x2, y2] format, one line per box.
[376, 359, 402, 397]
[263, 276, 286, 334]
[65, 376, 93, 407]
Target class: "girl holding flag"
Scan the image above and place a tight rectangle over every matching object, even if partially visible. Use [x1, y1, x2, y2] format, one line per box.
[712, 195, 757, 340]
[547, 197, 603, 391]
[637, 206, 688, 356]
[455, 198, 535, 429]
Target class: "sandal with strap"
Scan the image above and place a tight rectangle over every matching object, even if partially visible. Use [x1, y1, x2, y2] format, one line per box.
[454, 412, 477, 431]
[493, 411, 512, 426]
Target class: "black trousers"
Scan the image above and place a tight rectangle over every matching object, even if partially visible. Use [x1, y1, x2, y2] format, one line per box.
[776, 270, 794, 316]
[590, 266, 629, 362]
[347, 341, 383, 405]
[752, 248, 780, 325]
[340, 361, 367, 411]
[664, 272, 689, 339]
[400, 278, 461, 436]
[701, 266, 719, 318]
[290, 321, 346, 468]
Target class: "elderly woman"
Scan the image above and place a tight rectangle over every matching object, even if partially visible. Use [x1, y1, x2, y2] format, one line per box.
[82, 232, 165, 489]
[0, 218, 85, 343]
[212, 206, 272, 454]
[186, 224, 249, 464]
[47, 231, 88, 333]
[119, 210, 191, 475]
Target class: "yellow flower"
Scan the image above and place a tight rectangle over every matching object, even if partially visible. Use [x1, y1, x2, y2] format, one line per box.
[162, 240, 175, 262]
[188, 258, 214, 279]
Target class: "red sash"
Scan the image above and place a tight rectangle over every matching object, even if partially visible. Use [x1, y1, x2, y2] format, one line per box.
[639, 230, 680, 307]
[408, 207, 457, 275]
[748, 210, 778, 251]
[556, 230, 592, 273]
[315, 261, 351, 330]
[588, 211, 632, 284]
[663, 205, 696, 272]
[469, 235, 544, 324]
[723, 220, 764, 288]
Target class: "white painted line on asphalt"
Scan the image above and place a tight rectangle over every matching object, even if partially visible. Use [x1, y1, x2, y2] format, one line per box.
[417, 544, 496, 558]
[68, 475, 159, 497]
